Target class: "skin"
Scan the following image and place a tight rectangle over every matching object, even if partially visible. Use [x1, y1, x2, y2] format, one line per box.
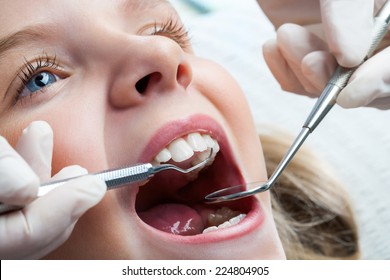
[0, 0, 285, 259]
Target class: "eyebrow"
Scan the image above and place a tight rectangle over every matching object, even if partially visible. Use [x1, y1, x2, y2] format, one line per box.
[0, 23, 56, 60]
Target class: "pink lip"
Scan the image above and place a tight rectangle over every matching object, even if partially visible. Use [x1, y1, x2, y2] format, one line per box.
[122, 114, 265, 245]
[139, 197, 265, 245]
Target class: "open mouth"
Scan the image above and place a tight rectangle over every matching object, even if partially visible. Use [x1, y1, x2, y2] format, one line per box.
[135, 131, 252, 237]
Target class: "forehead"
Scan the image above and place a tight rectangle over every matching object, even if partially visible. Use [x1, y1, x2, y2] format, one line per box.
[0, 0, 179, 62]
[0, 0, 172, 36]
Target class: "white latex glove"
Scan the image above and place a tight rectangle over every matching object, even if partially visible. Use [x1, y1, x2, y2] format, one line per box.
[261, 0, 390, 109]
[0, 121, 106, 259]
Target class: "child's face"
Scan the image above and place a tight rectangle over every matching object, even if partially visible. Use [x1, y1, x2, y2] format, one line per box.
[0, 0, 285, 259]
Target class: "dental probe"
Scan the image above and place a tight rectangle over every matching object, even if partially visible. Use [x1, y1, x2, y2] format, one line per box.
[0, 149, 213, 214]
[205, 0, 390, 203]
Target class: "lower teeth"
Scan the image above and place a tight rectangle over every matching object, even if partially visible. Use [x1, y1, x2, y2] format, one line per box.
[202, 207, 246, 234]
[208, 207, 241, 226]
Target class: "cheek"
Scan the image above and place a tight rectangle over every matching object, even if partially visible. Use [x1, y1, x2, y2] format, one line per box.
[192, 59, 268, 189]
[49, 107, 109, 174]
[192, 59, 256, 137]
[0, 95, 109, 175]
[0, 117, 27, 146]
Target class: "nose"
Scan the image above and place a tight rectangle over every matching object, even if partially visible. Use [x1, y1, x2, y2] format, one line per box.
[109, 36, 193, 108]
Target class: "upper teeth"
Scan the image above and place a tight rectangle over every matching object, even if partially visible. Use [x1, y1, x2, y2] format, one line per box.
[153, 133, 220, 166]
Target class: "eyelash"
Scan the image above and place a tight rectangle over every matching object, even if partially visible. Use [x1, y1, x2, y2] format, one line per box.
[151, 18, 191, 49]
[16, 54, 59, 101]
[12, 20, 189, 104]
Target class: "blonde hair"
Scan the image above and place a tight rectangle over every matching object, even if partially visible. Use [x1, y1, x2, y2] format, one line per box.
[259, 129, 359, 259]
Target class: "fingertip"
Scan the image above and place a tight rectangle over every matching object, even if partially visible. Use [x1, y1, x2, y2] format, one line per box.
[22, 121, 53, 139]
[336, 93, 356, 108]
[51, 165, 89, 180]
[277, 23, 327, 55]
[276, 23, 299, 48]
[301, 50, 337, 91]
[334, 50, 367, 68]
[276, 23, 298, 37]
[337, 79, 372, 108]
[66, 176, 107, 218]
[84, 175, 107, 199]
[262, 38, 277, 55]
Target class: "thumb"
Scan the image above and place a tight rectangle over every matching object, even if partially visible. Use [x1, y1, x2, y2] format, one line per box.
[337, 47, 390, 108]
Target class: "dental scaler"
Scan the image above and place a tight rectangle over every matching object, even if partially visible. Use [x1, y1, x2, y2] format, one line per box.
[0, 149, 213, 214]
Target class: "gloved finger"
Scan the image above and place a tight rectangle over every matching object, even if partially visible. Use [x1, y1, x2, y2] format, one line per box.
[301, 50, 338, 92]
[40, 165, 89, 197]
[366, 96, 390, 110]
[320, 0, 374, 67]
[276, 23, 329, 95]
[375, 0, 388, 12]
[0, 137, 39, 206]
[263, 38, 308, 94]
[0, 175, 106, 259]
[51, 165, 88, 181]
[16, 121, 53, 182]
[338, 47, 390, 108]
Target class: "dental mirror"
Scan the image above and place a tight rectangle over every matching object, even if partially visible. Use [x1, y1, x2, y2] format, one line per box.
[205, 127, 311, 204]
[205, 181, 269, 204]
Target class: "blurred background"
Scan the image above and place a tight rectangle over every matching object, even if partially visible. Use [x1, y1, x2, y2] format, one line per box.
[170, 0, 390, 259]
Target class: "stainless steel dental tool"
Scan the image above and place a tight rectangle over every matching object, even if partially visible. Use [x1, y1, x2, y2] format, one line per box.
[0, 149, 213, 214]
[205, 0, 390, 204]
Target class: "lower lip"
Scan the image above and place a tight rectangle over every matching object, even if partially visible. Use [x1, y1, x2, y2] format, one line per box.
[135, 196, 265, 245]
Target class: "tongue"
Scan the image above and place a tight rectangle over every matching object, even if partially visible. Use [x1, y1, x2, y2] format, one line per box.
[138, 203, 204, 236]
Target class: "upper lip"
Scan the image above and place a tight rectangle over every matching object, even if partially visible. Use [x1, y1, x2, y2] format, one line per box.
[120, 114, 260, 243]
[137, 114, 230, 163]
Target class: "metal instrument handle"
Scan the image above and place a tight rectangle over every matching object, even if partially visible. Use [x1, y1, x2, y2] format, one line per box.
[0, 163, 153, 214]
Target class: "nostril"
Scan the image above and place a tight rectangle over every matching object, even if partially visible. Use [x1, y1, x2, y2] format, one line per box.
[135, 74, 152, 94]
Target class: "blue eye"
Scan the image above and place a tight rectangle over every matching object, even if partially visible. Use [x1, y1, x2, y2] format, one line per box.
[19, 71, 58, 98]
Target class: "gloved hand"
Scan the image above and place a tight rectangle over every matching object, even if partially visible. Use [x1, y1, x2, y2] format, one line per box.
[0, 121, 106, 259]
[261, 0, 390, 109]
